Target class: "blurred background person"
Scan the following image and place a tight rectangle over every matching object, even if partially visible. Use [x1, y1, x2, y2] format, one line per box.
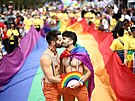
[7, 22, 19, 53]
[110, 28, 125, 63]
[124, 25, 135, 72]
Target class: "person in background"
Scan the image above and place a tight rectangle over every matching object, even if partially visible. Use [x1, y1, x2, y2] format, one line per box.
[33, 15, 44, 31]
[95, 13, 101, 29]
[124, 25, 135, 72]
[101, 13, 110, 32]
[110, 28, 125, 63]
[110, 11, 117, 31]
[121, 9, 131, 21]
[1, 23, 8, 53]
[23, 14, 33, 34]
[0, 29, 3, 59]
[131, 12, 135, 25]
[7, 22, 19, 53]
[112, 18, 129, 39]
[15, 15, 24, 37]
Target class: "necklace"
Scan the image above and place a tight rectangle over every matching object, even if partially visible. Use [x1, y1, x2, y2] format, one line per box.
[48, 47, 57, 55]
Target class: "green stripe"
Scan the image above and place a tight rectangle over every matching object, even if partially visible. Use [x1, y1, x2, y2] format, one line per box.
[28, 48, 64, 101]
[28, 67, 45, 101]
[28, 35, 83, 101]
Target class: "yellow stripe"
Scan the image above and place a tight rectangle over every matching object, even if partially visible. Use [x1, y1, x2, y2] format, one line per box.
[66, 23, 116, 101]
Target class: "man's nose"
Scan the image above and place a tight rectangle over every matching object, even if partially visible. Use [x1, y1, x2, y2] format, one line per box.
[61, 39, 64, 42]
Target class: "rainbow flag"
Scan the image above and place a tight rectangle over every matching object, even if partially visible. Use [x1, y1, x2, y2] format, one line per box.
[64, 18, 135, 101]
[1, 18, 135, 101]
[0, 27, 48, 101]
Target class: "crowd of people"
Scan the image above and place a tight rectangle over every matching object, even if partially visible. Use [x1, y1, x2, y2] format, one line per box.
[0, 1, 135, 100]
[0, 9, 44, 56]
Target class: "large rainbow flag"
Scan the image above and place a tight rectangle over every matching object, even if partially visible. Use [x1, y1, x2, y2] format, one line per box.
[63, 18, 135, 101]
[0, 18, 135, 101]
[0, 26, 47, 101]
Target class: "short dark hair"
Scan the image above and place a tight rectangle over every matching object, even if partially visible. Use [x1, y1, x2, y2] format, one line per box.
[62, 31, 77, 46]
[123, 19, 129, 26]
[46, 30, 61, 45]
[117, 28, 124, 36]
[10, 22, 16, 29]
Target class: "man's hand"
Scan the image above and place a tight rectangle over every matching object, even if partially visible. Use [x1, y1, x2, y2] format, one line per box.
[69, 82, 81, 89]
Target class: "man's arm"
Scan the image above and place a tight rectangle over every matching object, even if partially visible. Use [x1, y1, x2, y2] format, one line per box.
[70, 64, 91, 89]
[124, 41, 129, 65]
[124, 49, 128, 65]
[40, 55, 61, 83]
[81, 65, 91, 83]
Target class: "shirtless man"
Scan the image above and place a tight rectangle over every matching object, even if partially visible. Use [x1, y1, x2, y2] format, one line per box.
[60, 31, 94, 101]
[40, 30, 62, 101]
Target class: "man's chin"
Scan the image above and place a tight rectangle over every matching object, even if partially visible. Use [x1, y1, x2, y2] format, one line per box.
[56, 45, 63, 48]
[61, 46, 68, 48]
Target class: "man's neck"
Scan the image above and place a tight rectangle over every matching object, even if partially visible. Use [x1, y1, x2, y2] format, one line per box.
[48, 46, 56, 52]
[48, 46, 57, 55]
[66, 45, 75, 52]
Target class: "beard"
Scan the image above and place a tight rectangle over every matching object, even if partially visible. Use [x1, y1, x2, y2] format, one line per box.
[61, 41, 70, 48]
[55, 43, 62, 48]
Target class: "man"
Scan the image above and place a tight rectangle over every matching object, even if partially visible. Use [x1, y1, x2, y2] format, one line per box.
[7, 22, 19, 53]
[112, 17, 129, 39]
[60, 31, 94, 101]
[110, 28, 125, 63]
[33, 15, 44, 31]
[23, 14, 33, 34]
[124, 25, 135, 72]
[40, 30, 62, 101]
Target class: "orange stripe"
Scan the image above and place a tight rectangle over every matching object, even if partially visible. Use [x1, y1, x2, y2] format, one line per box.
[66, 22, 116, 101]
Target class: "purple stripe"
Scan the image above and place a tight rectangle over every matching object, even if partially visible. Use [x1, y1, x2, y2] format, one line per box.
[70, 46, 95, 101]
[0, 26, 42, 88]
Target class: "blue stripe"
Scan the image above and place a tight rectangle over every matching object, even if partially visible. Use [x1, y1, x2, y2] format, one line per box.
[0, 37, 47, 101]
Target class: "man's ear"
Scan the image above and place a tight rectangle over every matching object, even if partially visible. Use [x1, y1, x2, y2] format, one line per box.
[51, 41, 55, 45]
[69, 39, 73, 44]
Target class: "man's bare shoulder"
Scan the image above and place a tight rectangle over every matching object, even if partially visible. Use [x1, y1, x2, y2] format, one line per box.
[40, 50, 51, 63]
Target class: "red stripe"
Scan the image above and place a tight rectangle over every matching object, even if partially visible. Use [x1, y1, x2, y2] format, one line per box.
[78, 21, 135, 101]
